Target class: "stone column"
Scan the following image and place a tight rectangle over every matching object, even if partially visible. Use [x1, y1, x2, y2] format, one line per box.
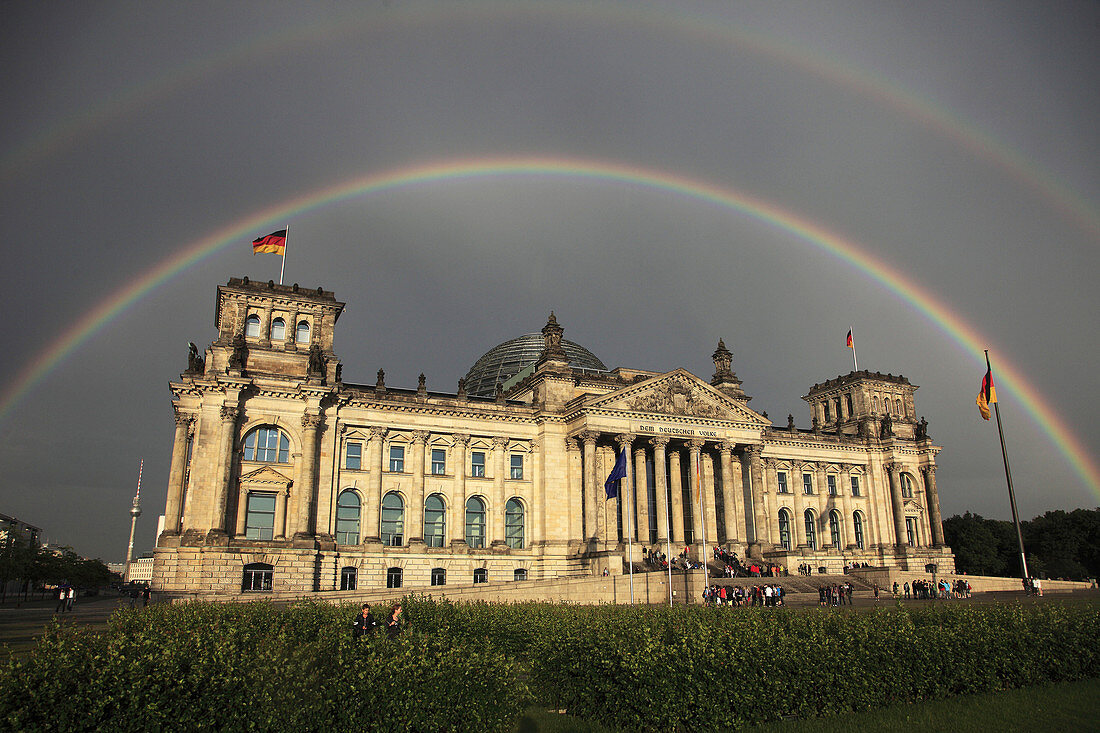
[163, 411, 194, 534]
[687, 439, 708, 549]
[616, 434, 636, 544]
[293, 412, 322, 540]
[491, 436, 509, 546]
[922, 465, 945, 547]
[234, 485, 249, 536]
[450, 434, 470, 547]
[209, 405, 240, 535]
[364, 427, 386, 543]
[634, 445, 648, 543]
[407, 430, 429, 544]
[744, 446, 767, 552]
[566, 438, 583, 541]
[839, 464, 854, 549]
[650, 437, 670, 544]
[816, 461, 831, 547]
[886, 462, 907, 548]
[668, 447, 685, 544]
[529, 440, 542, 546]
[762, 458, 779, 546]
[274, 488, 288, 539]
[790, 462, 806, 547]
[580, 431, 599, 542]
[718, 441, 740, 545]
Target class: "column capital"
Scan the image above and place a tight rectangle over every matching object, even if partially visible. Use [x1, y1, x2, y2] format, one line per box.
[649, 436, 670, 449]
[491, 435, 510, 450]
[173, 408, 195, 427]
[686, 438, 706, 451]
[578, 430, 599, 446]
[220, 405, 240, 422]
[718, 440, 736, 454]
[745, 444, 763, 458]
[816, 460, 829, 472]
[921, 464, 937, 476]
[527, 439, 540, 453]
[615, 433, 636, 449]
[301, 413, 323, 430]
[411, 430, 430, 445]
[884, 461, 899, 475]
[369, 426, 388, 441]
[452, 432, 470, 447]
[565, 437, 581, 452]
[762, 457, 777, 469]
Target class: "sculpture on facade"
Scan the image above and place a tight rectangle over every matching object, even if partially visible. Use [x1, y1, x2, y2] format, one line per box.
[186, 342, 204, 374]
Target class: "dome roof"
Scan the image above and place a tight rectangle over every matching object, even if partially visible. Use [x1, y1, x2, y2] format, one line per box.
[463, 333, 606, 397]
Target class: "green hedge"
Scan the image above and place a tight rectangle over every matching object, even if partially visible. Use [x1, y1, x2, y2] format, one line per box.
[3, 599, 1097, 732]
[0, 600, 526, 732]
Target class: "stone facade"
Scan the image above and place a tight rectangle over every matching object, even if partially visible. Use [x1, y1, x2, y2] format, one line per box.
[153, 277, 953, 598]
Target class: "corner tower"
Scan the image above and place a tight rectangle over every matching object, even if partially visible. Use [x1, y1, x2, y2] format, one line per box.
[803, 371, 918, 439]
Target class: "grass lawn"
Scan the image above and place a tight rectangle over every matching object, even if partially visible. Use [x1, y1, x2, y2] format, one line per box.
[515, 677, 1100, 732]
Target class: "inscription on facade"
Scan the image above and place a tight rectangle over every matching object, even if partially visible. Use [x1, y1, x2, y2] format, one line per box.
[634, 423, 719, 438]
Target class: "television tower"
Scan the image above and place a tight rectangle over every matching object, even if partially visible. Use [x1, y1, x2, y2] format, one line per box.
[124, 459, 143, 583]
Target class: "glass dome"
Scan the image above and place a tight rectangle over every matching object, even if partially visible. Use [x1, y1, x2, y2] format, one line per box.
[463, 333, 606, 397]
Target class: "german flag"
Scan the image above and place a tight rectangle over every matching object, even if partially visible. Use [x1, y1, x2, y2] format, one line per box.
[976, 365, 997, 420]
[252, 229, 287, 255]
[846, 329, 854, 349]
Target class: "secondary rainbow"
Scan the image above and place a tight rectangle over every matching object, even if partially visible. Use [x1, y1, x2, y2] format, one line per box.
[4, 2, 1097, 242]
[2, 156, 1096, 499]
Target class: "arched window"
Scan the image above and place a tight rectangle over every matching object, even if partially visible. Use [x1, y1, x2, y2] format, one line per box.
[424, 493, 446, 548]
[514, 568, 528, 581]
[243, 427, 290, 463]
[340, 566, 357, 591]
[473, 568, 488, 584]
[386, 567, 402, 588]
[431, 568, 446, 586]
[270, 317, 286, 341]
[804, 510, 817, 551]
[242, 562, 273, 592]
[872, 396, 879, 412]
[829, 510, 842, 549]
[896, 399, 903, 416]
[845, 393, 853, 415]
[335, 490, 361, 545]
[296, 320, 310, 344]
[465, 496, 486, 548]
[245, 314, 261, 338]
[778, 509, 793, 551]
[901, 474, 914, 499]
[381, 492, 404, 546]
[505, 498, 524, 549]
[244, 493, 276, 540]
[853, 512, 865, 550]
[823, 401, 831, 422]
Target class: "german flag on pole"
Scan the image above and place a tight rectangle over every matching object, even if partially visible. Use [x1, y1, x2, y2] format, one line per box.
[252, 229, 287, 255]
[846, 329, 854, 349]
[976, 364, 997, 420]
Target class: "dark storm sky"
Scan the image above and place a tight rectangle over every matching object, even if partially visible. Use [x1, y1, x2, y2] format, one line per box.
[1, 1, 1097, 561]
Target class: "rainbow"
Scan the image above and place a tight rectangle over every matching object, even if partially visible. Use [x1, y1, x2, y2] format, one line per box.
[3, 1, 1098, 242]
[2, 156, 1097, 499]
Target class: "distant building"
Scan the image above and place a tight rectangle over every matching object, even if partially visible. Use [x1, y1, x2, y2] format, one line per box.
[153, 277, 953, 598]
[0, 513, 41, 545]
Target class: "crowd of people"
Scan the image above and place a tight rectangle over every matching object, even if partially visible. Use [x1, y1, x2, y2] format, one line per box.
[893, 578, 972, 599]
[703, 583, 786, 607]
[819, 582, 855, 606]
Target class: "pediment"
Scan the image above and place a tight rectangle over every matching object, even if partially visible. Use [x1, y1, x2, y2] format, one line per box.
[239, 465, 293, 486]
[903, 498, 924, 512]
[588, 369, 767, 424]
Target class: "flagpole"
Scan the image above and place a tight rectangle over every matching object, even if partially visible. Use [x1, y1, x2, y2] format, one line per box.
[279, 225, 289, 285]
[665, 477, 673, 607]
[850, 326, 859, 371]
[625, 445, 635, 605]
[694, 449, 709, 596]
[986, 350, 1029, 581]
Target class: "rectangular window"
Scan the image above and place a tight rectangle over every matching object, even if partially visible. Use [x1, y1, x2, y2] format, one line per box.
[471, 451, 485, 478]
[431, 448, 446, 475]
[803, 474, 813, 495]
[345, 441, 362, 470]
[510, 454, 524, 480]
[827, 475, 837, 496]
[906, 517, 917, 547]
[777, 471, 788, 494]
[244, 493, 276, 540]
[389, 445, 405, 473]
[850, 476, 860, 497]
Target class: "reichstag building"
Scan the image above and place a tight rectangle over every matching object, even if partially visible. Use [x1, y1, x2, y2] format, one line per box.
[152, 277, 954, 596]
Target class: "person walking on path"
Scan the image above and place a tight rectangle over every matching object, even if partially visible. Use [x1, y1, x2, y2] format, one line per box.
[65, 587, 75, 612]
[55, 586, 68, 613]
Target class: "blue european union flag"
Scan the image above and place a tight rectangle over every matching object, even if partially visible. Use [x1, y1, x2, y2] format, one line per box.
[604, 447, 627, 499]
